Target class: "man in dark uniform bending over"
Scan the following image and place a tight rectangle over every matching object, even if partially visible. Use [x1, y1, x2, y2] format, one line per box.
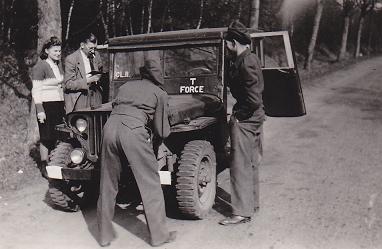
[97, 52, 176, 247]
[219, 21, 265, 225]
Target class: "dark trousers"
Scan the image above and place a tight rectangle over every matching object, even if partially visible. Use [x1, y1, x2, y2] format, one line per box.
[97, 115, 169, 246]
[37, 101, 65, 147]
[229, 115, 263, 217]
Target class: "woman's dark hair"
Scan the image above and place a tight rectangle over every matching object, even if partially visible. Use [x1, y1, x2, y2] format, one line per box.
[40, 36, 62, 60]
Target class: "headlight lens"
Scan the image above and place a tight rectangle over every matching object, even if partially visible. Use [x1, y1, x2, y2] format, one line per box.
[70, 149, 85, 164]
[75, 118, 87, 132]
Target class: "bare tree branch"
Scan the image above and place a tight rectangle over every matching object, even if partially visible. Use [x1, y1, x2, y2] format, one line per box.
[354, 0, 375, 57]
[304, 0, 325, 70]
[338, 0, 357, 61]
[141, 1, 145, 34]
[147, 0, 153, 33]
[160, 0, 169, 32]
[196, 0, 204, 29]
[249, 0, 260, 29]
[100, 0, 109, 39]
[65, 0, 76, 41]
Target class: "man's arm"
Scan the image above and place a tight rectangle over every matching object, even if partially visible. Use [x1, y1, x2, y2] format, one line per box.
[235, 55, 263, 121]
[153, 92, 171, 139]
[31, 62, 45, 114]
[63, 56, 88, 91]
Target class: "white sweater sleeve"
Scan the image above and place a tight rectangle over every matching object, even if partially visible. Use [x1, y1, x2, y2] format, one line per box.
[32, 79, 43, 104]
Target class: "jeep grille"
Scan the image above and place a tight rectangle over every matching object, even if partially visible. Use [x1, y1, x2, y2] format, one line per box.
[88, 112, 110, 157]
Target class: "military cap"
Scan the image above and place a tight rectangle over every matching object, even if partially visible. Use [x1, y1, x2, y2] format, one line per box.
[224, 20, 251, 45]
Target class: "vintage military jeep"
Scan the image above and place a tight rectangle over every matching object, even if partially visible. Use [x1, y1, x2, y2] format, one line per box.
[46, 28, 306, 218]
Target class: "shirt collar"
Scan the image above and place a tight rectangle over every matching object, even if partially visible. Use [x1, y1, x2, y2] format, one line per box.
[233, 48, 251, 69]
[80, 50, 89, 61]
[45, 58, 62, 80]
[45, 57, 59, 66]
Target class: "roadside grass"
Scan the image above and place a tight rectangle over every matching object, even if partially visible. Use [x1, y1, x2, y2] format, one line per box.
[0, 92, 41, 193]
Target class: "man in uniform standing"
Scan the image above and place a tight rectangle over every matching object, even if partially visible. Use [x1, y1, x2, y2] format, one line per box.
[219, 21, 266, 225]
[97, 52, 176, 247]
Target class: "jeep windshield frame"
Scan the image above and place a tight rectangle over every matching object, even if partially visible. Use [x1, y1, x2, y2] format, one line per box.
[112, 45, 219, 81]
[107, 29, 234, 101]
[107, 28, 261, 101]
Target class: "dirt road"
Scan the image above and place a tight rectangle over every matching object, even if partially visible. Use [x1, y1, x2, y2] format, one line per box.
[1, 56, 382, 249]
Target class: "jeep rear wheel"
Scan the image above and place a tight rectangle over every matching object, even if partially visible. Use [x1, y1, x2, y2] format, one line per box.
[176, 140, 216, 219]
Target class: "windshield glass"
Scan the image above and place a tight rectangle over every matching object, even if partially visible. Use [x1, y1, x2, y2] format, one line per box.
[113, 45, 218, 80]
[164, 46, 218, 77]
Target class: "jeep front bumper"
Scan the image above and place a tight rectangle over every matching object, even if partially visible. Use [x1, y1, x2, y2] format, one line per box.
[46, 166, 172, 185]
[46, 166, 98, 181]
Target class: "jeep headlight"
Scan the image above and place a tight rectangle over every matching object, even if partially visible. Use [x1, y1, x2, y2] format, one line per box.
[70, 149, 85, 164]
[75, 118, 88, 132]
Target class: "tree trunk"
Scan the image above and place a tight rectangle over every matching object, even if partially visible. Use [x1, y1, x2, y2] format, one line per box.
[237, 0, 242, 20]
[111, 0, 116, 37]
[338, 15, 350, 61]
[367, 11, 374, 55]
[140, 2, 145, 34]
[99, 0, 109, 39]
[304, 0, 324, 70]
[147, 0, 153, 33]
[196, 0, 204, 29]
[160, 2, 168, 32]
[1, 1, 4, 39]
[6, 0, 16, 43]
[354, 15, 365, 58]
[28, 0, 62, 147]
[128, 4, 134, 35]
[37, 0, 61, 52]
[1, 1, 5, 41]
[121, 1, 127, 35]
[105, 0, 110, 38]
[249, 0, 260, 29]
[65, 0, 75, 41]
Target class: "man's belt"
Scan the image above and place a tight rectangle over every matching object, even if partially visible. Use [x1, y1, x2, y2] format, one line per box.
[111, 106, 148, 125]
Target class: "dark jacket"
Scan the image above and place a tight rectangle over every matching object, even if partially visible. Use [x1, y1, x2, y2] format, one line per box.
[228, 48, 265, 122]
[111, 80, 170, 139]
[111, 53, 170, 139]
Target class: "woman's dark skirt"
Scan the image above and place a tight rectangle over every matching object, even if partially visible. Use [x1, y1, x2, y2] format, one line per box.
[37, 101, 65, 144]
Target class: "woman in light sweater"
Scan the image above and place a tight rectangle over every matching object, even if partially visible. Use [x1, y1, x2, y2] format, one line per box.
[31, 37, 65, 177]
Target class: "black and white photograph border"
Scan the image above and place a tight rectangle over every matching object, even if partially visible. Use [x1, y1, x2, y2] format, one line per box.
[1, 0, 382, 248]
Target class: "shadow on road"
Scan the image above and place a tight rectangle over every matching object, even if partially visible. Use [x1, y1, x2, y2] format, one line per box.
[213, 186, 232, 217]
[80, 204, 152, 245]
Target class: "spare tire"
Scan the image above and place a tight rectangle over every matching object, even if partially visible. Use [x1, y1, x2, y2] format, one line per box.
[176, 140, 216, 219]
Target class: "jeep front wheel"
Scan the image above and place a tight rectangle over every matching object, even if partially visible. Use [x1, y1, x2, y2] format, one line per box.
[47, 142, 84, 212]
[176, 140, 216, 219]
[48, 180, 83, 212]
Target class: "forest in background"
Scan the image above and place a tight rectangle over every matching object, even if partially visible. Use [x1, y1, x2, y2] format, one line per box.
[1, 0, 382, 101]
[0, 0, 382, 190]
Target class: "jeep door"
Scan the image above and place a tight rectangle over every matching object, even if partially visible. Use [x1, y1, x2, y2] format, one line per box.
[251, 31, 306, 117]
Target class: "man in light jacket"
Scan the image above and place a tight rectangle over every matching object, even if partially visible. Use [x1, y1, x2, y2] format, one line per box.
[63, 33, 103, 113]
